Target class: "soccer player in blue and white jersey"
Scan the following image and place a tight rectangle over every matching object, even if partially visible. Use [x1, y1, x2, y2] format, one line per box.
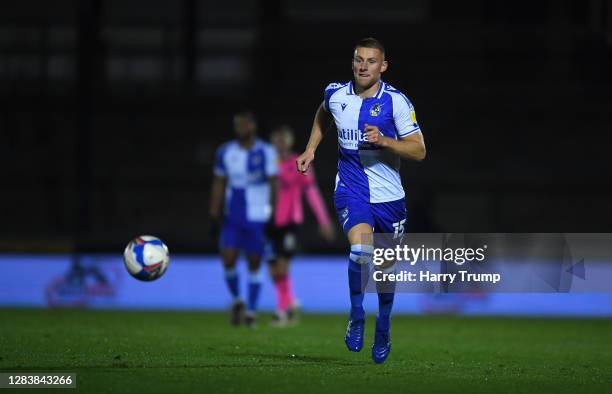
[209, 110, 278, 328]
[296, 38, 426, 363]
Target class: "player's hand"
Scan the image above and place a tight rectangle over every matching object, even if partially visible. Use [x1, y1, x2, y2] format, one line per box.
[364, 124, 387, 147]
[296, 150, 315, 175]
[319, 223, 337, 243]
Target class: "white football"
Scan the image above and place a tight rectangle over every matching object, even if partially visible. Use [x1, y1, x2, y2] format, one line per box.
[123, 235, 170, 281]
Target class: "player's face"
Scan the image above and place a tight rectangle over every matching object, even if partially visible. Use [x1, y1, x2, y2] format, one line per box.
[233, 114, 256, 140]
[352, 47, 387, 90]
[271, 130, 294, 153]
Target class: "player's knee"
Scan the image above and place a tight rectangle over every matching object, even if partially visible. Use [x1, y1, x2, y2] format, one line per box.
[375, 262, 396, 274]
[221, 249, 239, 267]
[246, 254, 262, 270]
[349, 244, 373, 265]
[347, 223, 374, 245]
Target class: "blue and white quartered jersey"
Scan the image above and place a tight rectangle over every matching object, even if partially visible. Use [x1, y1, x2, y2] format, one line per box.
[324, 80, 421, 203]
[213, 139, 278, 223]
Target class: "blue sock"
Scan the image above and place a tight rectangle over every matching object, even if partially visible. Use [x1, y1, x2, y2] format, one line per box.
[376, 265, 396, 332]
[348, 244, 373, 321]
[224, 268, 239, 300]
[247, 270, 262, 312]
[376, 292, 395, 332]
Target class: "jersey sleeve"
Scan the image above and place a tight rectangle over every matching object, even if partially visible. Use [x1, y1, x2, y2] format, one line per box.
[392, 93, 421, 138]
[323, 82, 343, 112]
[213, 145, 226, 177]
[264, 145, 279, 177]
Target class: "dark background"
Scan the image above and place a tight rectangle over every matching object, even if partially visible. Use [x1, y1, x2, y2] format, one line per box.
[1, 0, 611, 253]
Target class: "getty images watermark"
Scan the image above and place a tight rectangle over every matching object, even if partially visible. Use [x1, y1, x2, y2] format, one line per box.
[371, 243, 501, 285]
[359, 233, 607, 293]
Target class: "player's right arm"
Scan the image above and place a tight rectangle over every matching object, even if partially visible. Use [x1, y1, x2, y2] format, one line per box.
[296, 102, 333, 174]
[209, 175, 226, 221]
[208, 174, 226, 240]
[209, 145, 228, 238]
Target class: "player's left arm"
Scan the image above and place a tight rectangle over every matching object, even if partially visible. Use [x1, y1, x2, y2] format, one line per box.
[269, 176, 278, 214]
[266, 145, 280, 220]
[364, 94, 426, 161]
[266, 175, 278, 236]
[364, 126, 426, 161]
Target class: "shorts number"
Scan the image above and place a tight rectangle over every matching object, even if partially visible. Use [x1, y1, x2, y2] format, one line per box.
[392, 219, 406, 239]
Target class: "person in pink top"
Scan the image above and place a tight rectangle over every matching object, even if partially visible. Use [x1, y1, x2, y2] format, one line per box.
[268, 125, 336, 326]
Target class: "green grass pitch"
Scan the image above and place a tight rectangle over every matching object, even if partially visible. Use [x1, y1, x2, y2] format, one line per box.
[0, 309, 610, 394]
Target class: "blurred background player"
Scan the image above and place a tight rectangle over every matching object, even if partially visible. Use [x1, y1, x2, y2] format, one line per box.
[268, 125, 336, 326]
[209, 110, 278, 328]
[296, 38, 426, 363]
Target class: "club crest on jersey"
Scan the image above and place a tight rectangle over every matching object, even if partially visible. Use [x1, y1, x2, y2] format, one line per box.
[370, 103, 382, 117]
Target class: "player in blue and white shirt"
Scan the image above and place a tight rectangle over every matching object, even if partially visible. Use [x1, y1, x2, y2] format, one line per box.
[297, 38, 426, 363]
[209, 110, 278, 328]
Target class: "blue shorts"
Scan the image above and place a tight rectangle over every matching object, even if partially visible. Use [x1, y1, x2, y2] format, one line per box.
[220, 221, 266, 256]
[334, 195, 407, 236]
